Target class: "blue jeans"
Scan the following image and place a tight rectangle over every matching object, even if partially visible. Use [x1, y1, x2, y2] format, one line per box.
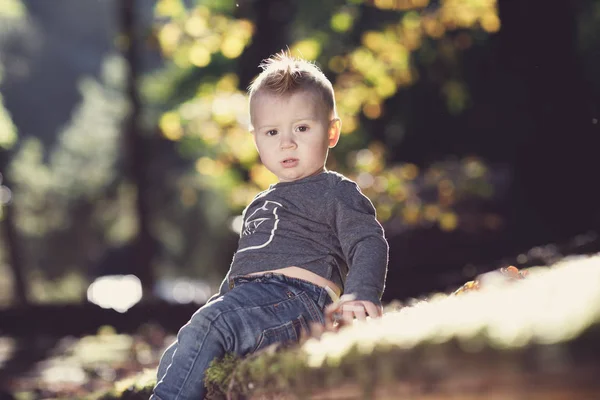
[151, 273, 333, 400]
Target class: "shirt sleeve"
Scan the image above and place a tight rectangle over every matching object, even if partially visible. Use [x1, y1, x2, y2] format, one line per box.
[328, 179, 389, 306]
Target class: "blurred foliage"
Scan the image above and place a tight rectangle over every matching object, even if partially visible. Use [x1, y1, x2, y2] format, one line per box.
[150, 0, 501, 234]
[0, 0, 23, 150]
[6, 324, 168, 399]
[0, 0, 25, 19]
[0, 0, 505, 305]
[0, 0, 22, 294]
[5, 55, 128, 298]
[10, 56, 126, 237]
[0, 79, 17, 150]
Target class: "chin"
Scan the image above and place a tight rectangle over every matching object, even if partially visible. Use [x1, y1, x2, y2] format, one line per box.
[279, 174, 302, 182]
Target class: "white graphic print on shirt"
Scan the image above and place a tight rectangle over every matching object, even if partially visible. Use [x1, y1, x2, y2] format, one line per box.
[237, 200, 282, 253]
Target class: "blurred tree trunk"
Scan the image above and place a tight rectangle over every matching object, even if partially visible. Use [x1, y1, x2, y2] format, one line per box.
[0, 153, 28, 306]
[236, 0, 297, 89]
[1, 207, 28, 306]
[120, 0, 156, 298]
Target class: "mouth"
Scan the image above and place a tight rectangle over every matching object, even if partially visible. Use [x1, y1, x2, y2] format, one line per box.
[281, 158, 299, 167]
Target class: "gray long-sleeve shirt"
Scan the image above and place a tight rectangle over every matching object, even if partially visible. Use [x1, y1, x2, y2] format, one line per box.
[219, 171, 389, 306]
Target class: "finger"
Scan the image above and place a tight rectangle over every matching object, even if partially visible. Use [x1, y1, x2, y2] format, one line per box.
[324, 302, 340, 321]
[363, 302, 381, 318]
[324, 303, 344, 332]
[342, 309, 354, 326]
[324, 309, 338, 330]
[324, 301, 337, 314]
[324, 315, 335, 332]
[324, 306, 335, 322]
[341, 304, 364, 313]
[352, 306, 367, 322]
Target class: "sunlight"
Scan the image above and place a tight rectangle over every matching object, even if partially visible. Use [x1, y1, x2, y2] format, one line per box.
[86, 275, 143, 313]
[41, 364, 87, 386]
[303, 255, 600, 368]
[155, 278, 212, 304]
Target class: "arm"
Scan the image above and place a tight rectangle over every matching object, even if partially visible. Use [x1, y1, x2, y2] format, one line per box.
[329, 180, 389, 309]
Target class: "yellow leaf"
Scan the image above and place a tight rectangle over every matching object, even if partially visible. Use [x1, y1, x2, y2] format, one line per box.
[159, 112, 183, 141]
[402, 204, 421, 225]
[399, 163, 418, 180]
[290, 39, 322, 61]
[216, 74, 239, 93]
[328, 56, 347, 74]
[221, 36, 245, 59]
[424, 205, 441, 221]
[184, 15, 208, 37]
[155, 0, 185, 18]
[195, 157, 225, 177]
[158, 23, 182, 55]
[362, 102, 382, 119]
[189, 43, 211, 67]
[481, 12, 501, 32]
[439, 212, 458, 231]
[362, 31, 384, 52]
[331, 12, 354, 33]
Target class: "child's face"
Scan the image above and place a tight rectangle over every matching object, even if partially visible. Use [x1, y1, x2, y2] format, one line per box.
[251, 90, 340, 183]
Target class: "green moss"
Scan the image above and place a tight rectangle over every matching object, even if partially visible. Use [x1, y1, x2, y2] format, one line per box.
[204, 352, 242, 399]
[86, 368, 156, 400]
[94, 258, 600, 399]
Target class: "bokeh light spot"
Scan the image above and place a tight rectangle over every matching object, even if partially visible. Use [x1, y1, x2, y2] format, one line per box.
[331, 12, 354, 33]
[87, 275, 143, 313]
[189, 43, 211, 67]
[159, 111, 183, 141]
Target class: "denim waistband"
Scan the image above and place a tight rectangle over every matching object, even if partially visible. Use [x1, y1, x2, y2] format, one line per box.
[229, 273, 333, 309]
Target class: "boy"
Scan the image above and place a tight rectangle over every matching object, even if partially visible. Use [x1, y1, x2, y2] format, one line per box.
[151, 52, 389, 399]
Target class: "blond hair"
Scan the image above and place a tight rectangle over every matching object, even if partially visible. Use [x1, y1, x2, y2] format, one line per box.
[248, 51, 337, 119]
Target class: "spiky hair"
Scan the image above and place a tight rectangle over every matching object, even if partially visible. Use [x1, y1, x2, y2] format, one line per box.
[247, 51, 337, 118]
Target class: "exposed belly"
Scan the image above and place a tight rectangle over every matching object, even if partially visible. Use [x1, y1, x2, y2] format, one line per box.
[247, 266, 341, 298]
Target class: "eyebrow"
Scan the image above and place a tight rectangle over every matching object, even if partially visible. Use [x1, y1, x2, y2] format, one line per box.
[255, 118, 316, 131]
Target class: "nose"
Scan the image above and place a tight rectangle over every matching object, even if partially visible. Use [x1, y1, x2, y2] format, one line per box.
[279, 131, 296, 149]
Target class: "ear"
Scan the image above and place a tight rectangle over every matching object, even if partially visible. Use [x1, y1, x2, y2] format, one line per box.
[328, 118, 341, 148]
[249, 124, 260, 153]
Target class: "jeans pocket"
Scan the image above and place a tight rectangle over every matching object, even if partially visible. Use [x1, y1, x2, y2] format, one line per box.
[252, 314, 309, 353]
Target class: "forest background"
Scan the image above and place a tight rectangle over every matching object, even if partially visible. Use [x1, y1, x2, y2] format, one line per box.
[1, 0, 600, 396]
[0, 0, 599, 326]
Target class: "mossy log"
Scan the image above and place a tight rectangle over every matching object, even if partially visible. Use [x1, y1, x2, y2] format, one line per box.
[92, 255, 600, 399]
[205, 255, 600, 399]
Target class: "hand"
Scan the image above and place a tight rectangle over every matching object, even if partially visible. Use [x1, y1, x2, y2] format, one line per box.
[324, 296, 382, 330]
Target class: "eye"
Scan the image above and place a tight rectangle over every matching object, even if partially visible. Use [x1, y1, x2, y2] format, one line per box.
[296, 125, 309, 133]
[266, 129, 278, 136]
